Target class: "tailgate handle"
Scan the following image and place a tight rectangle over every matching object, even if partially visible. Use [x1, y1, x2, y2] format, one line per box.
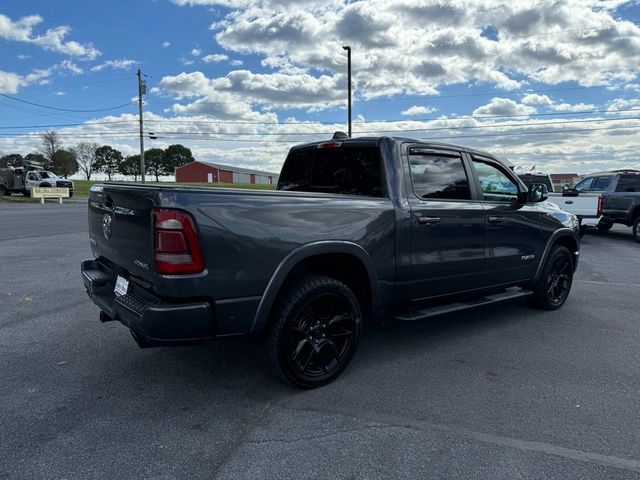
[488, 216, 507, 224]
[417, 216, 441, 225]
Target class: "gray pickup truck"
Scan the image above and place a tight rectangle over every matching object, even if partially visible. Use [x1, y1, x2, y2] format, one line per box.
[569, 170, 640, 242]
[82, 135, 580, 388]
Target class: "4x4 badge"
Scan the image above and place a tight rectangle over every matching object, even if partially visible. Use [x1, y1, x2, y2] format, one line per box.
[102, 214, 112, 240]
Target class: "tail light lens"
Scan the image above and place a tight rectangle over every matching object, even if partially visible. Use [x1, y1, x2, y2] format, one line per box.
[597, 195, 604, 216]
[153, 208, 204, 275]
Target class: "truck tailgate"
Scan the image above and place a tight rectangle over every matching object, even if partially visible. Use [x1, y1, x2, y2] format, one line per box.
[88, 185, 156, 282]
[548, 192, 599, 218]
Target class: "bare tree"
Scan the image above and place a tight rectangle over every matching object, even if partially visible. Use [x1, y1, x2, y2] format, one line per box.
[72, 142, 99, 180]
[40, 131, 63, 168]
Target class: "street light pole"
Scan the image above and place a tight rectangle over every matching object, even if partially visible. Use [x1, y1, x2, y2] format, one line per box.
[342, 45, 352, 137]
[137, 69, 146, 183]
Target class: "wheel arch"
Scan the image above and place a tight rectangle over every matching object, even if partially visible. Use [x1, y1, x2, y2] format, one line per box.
[533, 229, 580, 282]
[250, 241, 379, 334]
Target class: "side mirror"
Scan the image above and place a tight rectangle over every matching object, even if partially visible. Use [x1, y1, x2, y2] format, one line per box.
[529, 183, 548, 203]
[562, 184, 570, 191]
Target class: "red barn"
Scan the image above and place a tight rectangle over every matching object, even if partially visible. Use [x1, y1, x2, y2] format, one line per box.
[175, 160, 280, 185]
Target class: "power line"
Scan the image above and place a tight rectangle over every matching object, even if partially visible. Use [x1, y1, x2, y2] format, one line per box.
[0, 93, 135, 113]
[1, 118, 638, 141]
[2, 106, 640, 130]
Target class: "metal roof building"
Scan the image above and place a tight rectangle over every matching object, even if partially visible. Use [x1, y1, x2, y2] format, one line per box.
[175, 160, 280, 185]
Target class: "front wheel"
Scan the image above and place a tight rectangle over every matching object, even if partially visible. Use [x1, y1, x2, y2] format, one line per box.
[632, 216, 640, 244]
[266, 275, 362, 389]
[530, 246, 574, 310]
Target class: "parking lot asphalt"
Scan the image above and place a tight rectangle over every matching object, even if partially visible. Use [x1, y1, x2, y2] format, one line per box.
[1, 201, 639, 480]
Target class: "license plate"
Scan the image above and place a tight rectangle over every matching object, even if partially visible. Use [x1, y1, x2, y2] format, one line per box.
[114, 275, 129, 297]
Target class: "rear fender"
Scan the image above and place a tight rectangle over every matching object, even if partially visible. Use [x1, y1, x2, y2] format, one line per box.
[249, 241, 379, 333]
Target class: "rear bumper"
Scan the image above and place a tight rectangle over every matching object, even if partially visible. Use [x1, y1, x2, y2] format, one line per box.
[577, 215, 602, 227]
[81, 259, 214, 344]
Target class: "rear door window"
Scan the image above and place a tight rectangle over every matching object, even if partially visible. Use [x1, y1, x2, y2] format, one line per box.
[277, 145, 385, 197]
[591, 176, 613, 191]
[615, 175, 640, 192]
[408, 154, 471, 200]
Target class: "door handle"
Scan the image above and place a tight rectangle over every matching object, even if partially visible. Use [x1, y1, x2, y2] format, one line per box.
[487, 216, 507, 224]
[417, 216, 440, 225]
[564, 200, 574, 204]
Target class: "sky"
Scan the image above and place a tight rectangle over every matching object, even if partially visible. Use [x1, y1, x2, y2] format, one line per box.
[1, 0, 640, 176]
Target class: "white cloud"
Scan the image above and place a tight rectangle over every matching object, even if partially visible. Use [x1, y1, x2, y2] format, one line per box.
[521, 94, 553, 105]
[17, 53, 30, 60]
[473, 98, 536, 117]
[59, 59, 83, 75]
[54, 91, 65, 96]
[202, 53, 229, 63]
[230, 59, 243, 66]
[90, 59, 137, 72]
[401, 105, 437, 116]
[162, 40, 171, 48]
[0, 67, 53, 94]
[0, 13, 100, 59]
[552, 102, 596, 112]
[191, 48, 202, 56]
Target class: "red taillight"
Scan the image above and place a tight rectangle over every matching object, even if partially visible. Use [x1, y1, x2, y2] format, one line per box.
[597, 195, 604, 216]
[153, 208, 204, 275]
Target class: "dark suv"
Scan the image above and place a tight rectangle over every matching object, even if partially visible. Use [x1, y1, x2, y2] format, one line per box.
[572, 170, 640, 242]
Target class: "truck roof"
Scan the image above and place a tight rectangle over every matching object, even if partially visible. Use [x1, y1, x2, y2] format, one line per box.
[290, 135, 501, 160]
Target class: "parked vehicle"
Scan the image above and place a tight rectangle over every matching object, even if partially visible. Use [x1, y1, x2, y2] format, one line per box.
[81, 135, 580, 388]
[0, 165, 74, 197]
[569, 170, 640, 242]
[516, 172, 600, 237]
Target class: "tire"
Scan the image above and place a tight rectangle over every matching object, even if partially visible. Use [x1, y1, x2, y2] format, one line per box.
[22, 190, 30, 197]
[530, 246, 574, 310]
[0, 185, 7, 196]
[578, 225, 587, 238]
[266, 274, 362, 389]
[632, 216, 640, 244]
[596, 219, 613, 231]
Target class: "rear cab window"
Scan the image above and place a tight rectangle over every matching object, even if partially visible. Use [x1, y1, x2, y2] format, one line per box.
[277, 143, 385, 197]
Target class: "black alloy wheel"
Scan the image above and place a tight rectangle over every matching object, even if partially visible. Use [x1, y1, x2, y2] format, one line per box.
[530, 245, 574, 310]
[546, 254, 572, 307]
[632, 216, 640, 244]
[288, 293, 357, 377]
[267, 275, 362, 388]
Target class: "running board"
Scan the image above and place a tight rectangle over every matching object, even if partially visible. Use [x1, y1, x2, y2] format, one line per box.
[395, 288, 533, 322]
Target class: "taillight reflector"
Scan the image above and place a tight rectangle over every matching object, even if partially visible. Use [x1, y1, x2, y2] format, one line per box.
[153, 209, 204, 275]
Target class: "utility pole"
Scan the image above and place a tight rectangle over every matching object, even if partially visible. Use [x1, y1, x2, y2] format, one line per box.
[342, 45, 352, 137]
[137, 69, 146, 183]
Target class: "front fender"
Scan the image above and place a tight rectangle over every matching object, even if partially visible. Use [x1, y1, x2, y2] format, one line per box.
[249, 240, 379, 333]
[533, 228, 580, 282]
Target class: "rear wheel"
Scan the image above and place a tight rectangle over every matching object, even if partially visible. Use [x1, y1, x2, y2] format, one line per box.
[530, 246, 574, 310]
[632, 216, 640, 244]
[22, 189, 30, 197]
[596, 219, 613, 231]
[266, 274, 362, 389]
[0, 185, 7, 196]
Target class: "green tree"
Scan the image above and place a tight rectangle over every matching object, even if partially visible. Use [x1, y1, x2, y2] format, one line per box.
[163, 144, 194, 175]
[51, 150, 78, 178]
[0, 153, 23, 168]
[94, 145, 123, 180]
[144, 148, 165, 181]
[118, 154, 141, 181]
